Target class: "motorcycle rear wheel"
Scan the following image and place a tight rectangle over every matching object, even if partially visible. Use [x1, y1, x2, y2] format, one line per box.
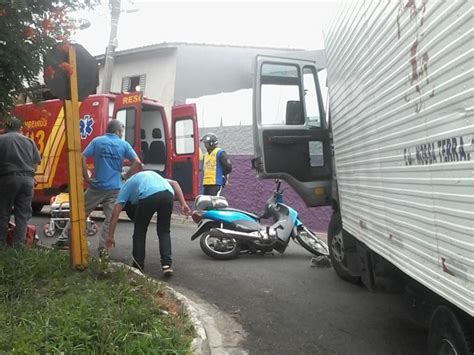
[199, 232, 241, 260]
[296, 226, 330, 256]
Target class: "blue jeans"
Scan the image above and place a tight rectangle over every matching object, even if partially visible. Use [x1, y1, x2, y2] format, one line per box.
[131, 190, 174, 269]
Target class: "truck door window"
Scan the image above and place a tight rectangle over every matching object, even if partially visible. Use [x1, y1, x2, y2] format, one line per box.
[261, 63, 303, 126]
[174, 118, 195, 155]
[303, 67, 321, 127]
[115, 108, 136, 146]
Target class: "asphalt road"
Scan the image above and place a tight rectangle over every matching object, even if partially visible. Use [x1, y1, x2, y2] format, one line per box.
[31, 214, 427, 355]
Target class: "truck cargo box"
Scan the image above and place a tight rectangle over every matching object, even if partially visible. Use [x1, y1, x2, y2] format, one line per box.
[324, 0, 473, 316]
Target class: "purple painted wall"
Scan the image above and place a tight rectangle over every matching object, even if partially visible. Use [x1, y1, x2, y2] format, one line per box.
[219, 155, 332, 233]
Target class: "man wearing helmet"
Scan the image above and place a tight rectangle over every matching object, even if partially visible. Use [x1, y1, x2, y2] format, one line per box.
[200, 133, 232, 196]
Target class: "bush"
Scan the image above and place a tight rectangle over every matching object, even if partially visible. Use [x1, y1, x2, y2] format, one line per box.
[0, 1, 96, 118]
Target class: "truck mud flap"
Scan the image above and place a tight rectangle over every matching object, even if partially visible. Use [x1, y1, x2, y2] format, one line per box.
[356, 243, 376, 292]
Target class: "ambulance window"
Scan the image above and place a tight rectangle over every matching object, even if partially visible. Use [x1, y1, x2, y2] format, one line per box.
[116, 108, 136, 146]
[174, 118, 194, 155]
[108, 102, 114, 120]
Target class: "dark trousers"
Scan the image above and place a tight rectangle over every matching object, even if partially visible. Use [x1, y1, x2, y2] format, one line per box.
[132, 190, 174, 269]
[0, 175, 34, 247]
[203, 185, 222, 196]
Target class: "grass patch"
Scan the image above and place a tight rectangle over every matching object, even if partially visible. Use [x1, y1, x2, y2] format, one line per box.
[0, 248, 194, 354]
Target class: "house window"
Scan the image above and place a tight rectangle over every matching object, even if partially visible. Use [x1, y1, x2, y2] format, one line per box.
[121, 74, 146, 93]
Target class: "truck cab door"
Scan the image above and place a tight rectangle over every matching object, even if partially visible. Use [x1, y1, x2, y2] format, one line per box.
[171, 104, 199, 200]
[113, 92, 143, 158]
[253, 55, 332, 207]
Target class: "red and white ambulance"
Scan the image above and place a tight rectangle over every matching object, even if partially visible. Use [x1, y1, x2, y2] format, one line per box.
[12, 92, 200, 210]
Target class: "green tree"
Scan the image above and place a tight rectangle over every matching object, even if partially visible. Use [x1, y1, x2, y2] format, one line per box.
[0, 0, 96, 120]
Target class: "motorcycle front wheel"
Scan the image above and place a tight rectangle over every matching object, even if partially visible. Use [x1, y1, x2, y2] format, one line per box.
[199, 232, 241, 260]
[296, 226, 330, 256]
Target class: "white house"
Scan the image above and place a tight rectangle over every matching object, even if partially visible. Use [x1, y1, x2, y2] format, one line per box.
[95, 42, 326, 127]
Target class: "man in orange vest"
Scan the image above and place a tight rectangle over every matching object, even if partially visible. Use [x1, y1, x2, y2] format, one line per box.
[201, 133, 232, 196]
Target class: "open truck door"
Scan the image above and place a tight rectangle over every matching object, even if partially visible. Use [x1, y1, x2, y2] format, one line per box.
[252, 55, 332, 207]
[113, 92, 143, 156]
[171, 104, 200, 200]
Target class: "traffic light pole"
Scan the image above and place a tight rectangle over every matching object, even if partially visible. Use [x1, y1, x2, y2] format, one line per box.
[64, 45, 88, 270]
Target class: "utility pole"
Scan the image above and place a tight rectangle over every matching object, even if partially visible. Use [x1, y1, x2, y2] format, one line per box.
[100, 0, 121, 94]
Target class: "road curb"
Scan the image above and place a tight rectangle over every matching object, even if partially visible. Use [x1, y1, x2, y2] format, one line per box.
[167, 286, 210, 355]
[34, 242, 210, 355]
[108, 262, 211, 355]
[171, 287, 248, 355]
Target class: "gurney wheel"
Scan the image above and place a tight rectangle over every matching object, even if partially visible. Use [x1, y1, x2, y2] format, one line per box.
[87, 222, 98, 237]
[43, 223, 55, 238]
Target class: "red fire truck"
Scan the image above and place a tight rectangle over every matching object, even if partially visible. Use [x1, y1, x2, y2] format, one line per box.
[12, 92, 200, 211]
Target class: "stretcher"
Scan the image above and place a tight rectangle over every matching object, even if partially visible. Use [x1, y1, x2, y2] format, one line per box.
[42, 193, 98, 238]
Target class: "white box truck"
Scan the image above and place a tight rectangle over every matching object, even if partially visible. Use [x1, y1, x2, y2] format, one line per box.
[251, 1, 473, 353]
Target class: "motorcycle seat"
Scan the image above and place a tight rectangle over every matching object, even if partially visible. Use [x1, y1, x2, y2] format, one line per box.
[221, 208, 260, 221]
[195, 195, 229, 210]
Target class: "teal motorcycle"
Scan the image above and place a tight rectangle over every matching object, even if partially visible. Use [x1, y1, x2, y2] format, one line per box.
[191, 180, 329, 260]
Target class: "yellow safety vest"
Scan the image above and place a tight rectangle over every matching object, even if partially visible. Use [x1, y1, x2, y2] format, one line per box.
[203, 148, 223, 185]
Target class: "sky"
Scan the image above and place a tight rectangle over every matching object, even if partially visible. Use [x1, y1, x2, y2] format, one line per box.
[72, 1, 342, 56]
[71, 1, 340, 127]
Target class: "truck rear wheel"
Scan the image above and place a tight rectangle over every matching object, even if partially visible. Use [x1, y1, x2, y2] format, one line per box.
[328, 212, 360, 284]
[428, 305, 473, 355]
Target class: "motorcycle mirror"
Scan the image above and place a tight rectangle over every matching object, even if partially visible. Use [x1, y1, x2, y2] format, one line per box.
[275, 179, 282, 192]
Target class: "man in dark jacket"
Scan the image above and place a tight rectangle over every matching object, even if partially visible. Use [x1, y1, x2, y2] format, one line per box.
[0, 117, 41, 248]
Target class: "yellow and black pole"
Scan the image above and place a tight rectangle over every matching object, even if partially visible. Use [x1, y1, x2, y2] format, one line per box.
[63, 45, 88, 269]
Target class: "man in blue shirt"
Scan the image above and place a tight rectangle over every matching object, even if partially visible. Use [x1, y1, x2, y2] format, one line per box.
[53, 120, 141, 253]
[105, 170, 191, 275]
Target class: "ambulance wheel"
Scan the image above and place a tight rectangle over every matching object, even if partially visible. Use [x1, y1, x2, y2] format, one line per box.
[57, 220, 68, 229]
[86, 222, 98, 237]
[32, 203, 44, 213]
[43, 223, 55, 238]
